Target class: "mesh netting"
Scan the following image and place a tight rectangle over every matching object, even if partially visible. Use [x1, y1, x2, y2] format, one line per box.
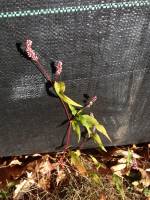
[0, 0, 150, 155]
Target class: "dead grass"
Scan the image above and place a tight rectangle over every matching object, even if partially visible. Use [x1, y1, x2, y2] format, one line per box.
[4, 171, 146, 200]
[0, 145, 149, 200]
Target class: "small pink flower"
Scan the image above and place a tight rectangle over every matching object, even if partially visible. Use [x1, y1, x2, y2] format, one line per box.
[87, 96, 97, 108]
[56, 61, 62, 76]
[55, 61, 63, 80]
[25, 39, 38, 62]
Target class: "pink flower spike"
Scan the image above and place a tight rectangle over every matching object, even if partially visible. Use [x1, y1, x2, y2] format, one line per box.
[92, 96, 97, 102]
[87, 96, 97, 108]
[56, 61, 63, 76]
[55, 61, 63, 80]
[25, 39, 39, 62]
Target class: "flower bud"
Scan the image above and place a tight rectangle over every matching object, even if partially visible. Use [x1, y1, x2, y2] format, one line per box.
[55, 61, 63, 80]
[87, 96, 97, 108]
[25, 39, 38, 62]
[56, 61, 62, 76]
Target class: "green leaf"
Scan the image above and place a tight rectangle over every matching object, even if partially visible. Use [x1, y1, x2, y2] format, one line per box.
[70, 150, 87, 175]
[143, 187, 150, 197]
[70, 150, 81, 165]
[54, 82, 82, 107]
[0, 190, 7, 199]
[72, 120, 81, 142]
[54, 81, 65, 94]
[95, 123, 111, 141]
[78, 114, 111, 141]
[78, 114, 109, 140]
[126, 148, 132, 167]
[78, 114, 94, 126]
[112, 174, 125, 200]
[90, 155, 99, 166]
[92, 133, 106, 152]
[68, 104, 78, 116]
[89, 172, 101, 184]
[90, 155, 106, 169]
[70, 150, 81, 168]
[61, 94, 83, 107]
[78, 115, 93, 137]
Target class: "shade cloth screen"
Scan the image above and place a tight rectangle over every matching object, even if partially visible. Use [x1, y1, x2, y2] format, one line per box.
[0, 0, 150, 156]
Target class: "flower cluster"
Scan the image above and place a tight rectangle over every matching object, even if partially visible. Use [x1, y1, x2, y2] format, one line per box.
[25, 40, 39, 62]
[86, 96, 97, 108]
[55, 61, 63, 80]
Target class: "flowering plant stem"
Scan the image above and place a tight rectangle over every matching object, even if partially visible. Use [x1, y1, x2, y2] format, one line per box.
[35, 60, 73, 165]
[35, 60, 72, 153]
[25, 39, 111, 167]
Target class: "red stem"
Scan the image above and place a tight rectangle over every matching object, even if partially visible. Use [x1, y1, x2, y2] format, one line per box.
[35, 59, 71, 119]
[64, 122, 71, 150]
[34, 59, 72, 151]
[35, 60, 52, 84]
[60, 98, 71, 121]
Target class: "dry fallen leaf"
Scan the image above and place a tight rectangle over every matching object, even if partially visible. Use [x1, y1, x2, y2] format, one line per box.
[70, 151, 87, 176]
[0, 165, 26, 188]
[146, 168, 150, 172]
[34, 156, 53, 190]
[132, 181, 139, 187]
[76, 164, 87, 175]
[9, 160, 22, 166]
[56, 167, 66, 185]
[131, 144, 137, 150]
[111, 164, 126, 172]
[118, 158, 127, 164]
[113, 149, 141, 159]
[32, 155, 58, 191]
[13, 172, 35, 200]
[32, 153, 42, 157]
[99, 192, 107, 200]
[139, 168, 150, 187]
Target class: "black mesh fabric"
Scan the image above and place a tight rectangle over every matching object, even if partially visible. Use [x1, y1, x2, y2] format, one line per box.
[0, 0, 150, 156]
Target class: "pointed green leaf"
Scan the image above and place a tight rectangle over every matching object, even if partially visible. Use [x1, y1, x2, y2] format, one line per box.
[90, 155, 106, 169]
[143, 187, 150, 197]
[126, 148, 132, 167]
[112, 174, 125, 200]
[78, 115, 92, 137]
[95, 123, 111, 141]
[54, 81, 65, 94]
[68, 104, 78, 115]
[70, 150, 81, 166]
[70, 150, 87, 175]
[72, 120, 81, 142]
[90, 155, 99, 166]
[60, 94, 83, 107]
[54, 82, 82, 107]
[89, 172, 101, 184]
[78, 114, 95, 126]
[92, 133, 106, 152]
[78, 114, 110, 141]
[70, 151, 81, 165]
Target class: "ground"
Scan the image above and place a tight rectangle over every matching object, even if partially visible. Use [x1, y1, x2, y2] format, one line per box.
[0, 144, 149, 200]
